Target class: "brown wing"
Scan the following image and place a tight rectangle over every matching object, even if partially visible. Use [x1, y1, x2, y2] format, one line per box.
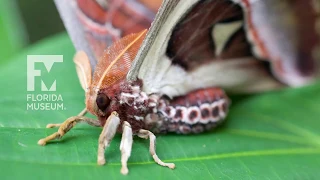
[92, 30, 147, 90]
[129, 0, 318, 97]
[128, 0, 283, 97]
[166, 0, 252, 71]
[235, 0, 319, 86]
[54, 0, 161, 69]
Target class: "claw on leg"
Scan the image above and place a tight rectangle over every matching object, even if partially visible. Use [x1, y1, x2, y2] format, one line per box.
[37, 114, 100, 146]
[138, 129, 175, 169]
[97, 111, 120, 166]
[120, 121, 133, 175]
[46, 123, 62, 128]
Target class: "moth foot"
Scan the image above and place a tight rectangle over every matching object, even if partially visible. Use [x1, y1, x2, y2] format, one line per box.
[37, 116, 100, 146]
[120, 167, 129, 175]
[46, 123, 61, 128]
[37, 132, 62, 146]
[138, 129, 176, 170]
[168, 163, 176, 169]
[97, 157, 106, 166]
[153, 154, 175, 169]
[37, 139, 47, 146]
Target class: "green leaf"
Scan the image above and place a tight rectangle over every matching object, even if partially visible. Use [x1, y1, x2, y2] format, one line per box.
[0, 33, 319, 180]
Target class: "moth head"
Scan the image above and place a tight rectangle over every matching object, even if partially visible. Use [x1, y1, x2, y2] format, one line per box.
[73, 30, 147, 116]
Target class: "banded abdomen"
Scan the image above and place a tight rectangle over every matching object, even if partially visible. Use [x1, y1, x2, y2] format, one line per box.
[155, 88, 230, 134]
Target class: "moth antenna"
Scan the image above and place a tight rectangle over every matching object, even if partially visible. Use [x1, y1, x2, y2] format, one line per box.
[74, 51, 92, 91]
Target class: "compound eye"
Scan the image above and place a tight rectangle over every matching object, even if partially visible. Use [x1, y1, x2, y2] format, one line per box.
[96, 93, 110, 111]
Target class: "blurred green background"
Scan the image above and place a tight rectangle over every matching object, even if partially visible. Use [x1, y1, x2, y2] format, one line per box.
[0, 0, 64, 61]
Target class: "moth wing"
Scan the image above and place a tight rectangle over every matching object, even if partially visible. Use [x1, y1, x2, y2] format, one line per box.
[234, 0, 319, 86]
[73, 51, 92, 91]
[54, 0, 159, 71]
[54, 0, 103, 69]
[92, 30, 147, 90]
[128, 0, 283, 98]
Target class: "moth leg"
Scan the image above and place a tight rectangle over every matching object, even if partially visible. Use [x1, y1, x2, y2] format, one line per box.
[46, 108, 88, 128]
[137, 129, 175, 169]
[97, 111, 120, 165]
[37, 115, 100, 146]
[119, 121, 133, 175]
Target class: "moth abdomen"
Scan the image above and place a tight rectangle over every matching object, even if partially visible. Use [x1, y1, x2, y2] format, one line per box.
[154, 88, 229, 134]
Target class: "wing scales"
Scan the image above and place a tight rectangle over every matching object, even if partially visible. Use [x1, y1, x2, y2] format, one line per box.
[92, 30, 147, 90]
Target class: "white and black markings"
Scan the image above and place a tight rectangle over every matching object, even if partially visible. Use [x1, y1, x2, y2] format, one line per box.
[160, 99, 227, 126]
[199, 103, 211, 123]
[119, 83, 229, 134]
[152, 99, 227, 135]
[187, 107, 200, 124]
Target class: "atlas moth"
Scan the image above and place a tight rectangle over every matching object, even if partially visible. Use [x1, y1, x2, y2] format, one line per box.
[38, 0, 319, 175]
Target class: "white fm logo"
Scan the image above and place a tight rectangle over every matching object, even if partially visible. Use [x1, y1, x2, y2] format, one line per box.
[27, 55, 63, 91]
